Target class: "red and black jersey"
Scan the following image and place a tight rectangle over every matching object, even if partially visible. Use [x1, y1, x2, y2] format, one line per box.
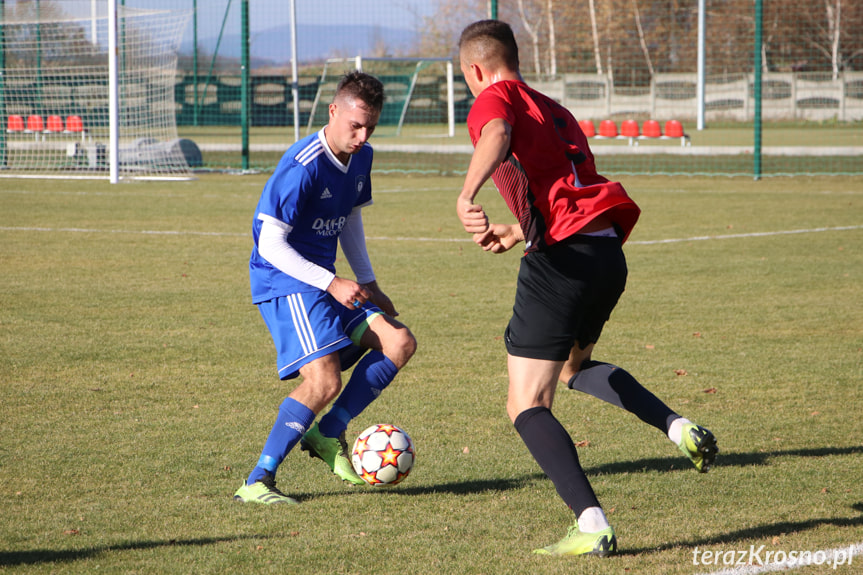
[467, 80, 641, 252]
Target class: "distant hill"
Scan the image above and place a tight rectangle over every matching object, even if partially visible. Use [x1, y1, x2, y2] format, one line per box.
[182, 23, 418, 65]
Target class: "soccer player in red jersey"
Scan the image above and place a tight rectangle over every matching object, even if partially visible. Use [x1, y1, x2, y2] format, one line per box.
[456, 20, 717, 557]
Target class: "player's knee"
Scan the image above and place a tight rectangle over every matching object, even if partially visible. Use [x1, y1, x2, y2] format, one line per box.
[385, 327, 417, 369]
[318, 375, 343, 404]
[506, 401, 520, 424]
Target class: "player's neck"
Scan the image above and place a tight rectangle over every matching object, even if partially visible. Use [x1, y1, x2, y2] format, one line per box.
[322, 127, 351, 166]
[489, 69, 523, 86]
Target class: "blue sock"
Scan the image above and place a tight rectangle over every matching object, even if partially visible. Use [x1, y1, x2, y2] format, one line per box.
[318, 351, 398, 438]
[247, 397, 315, 485]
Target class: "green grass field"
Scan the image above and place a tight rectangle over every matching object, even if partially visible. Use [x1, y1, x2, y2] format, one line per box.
[1, 172, 862, 574]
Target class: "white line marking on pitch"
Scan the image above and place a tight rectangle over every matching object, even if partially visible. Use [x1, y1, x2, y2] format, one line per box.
[0, 225, 860, 244]
[627, 224, 863, 245]
[0, 226, 247, 238]
[693, 541, 863, 575]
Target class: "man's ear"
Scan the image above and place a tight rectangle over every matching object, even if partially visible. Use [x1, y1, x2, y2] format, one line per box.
[471, 63, 485, 84]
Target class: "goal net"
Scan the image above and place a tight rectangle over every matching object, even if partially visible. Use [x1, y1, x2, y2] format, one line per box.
[306, 57, 455, 139]
[0, 0, 193, 180]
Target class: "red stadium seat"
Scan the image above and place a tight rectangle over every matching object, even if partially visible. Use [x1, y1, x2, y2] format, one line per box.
[620, 119, 639, 138]
[598, 120, 618, 138]
[578, 119, 596, 137]
[46, 115, 64, 133]
[642, 120, 662, 138]
[65, 115, 84, 134]
[26, 115, 44, 132]
[664, 120, 685, 138]
[7, 115, 25, 133]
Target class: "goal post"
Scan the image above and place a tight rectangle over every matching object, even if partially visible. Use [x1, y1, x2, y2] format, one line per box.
[0, 0, 193, 181]
[307, 56, 455, 138]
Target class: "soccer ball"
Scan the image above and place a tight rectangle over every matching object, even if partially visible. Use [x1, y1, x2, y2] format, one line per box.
[351, 424, 415, 486]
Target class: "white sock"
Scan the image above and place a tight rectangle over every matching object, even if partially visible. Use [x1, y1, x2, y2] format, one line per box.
[577, 506, 610, 533]
[667, 417, 692, 445]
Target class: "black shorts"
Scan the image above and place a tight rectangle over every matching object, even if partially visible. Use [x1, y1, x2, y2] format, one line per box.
[505, 234, 628, 361]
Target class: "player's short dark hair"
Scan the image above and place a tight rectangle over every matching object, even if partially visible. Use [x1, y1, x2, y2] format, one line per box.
[458, 20, 519, 69]
[335, 71, 385, 111]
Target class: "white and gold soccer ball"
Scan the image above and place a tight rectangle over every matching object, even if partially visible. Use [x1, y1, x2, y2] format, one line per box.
[351, 424, 415, 486]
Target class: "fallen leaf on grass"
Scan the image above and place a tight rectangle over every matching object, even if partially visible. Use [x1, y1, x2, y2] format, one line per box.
[574, 440, 591, 447]
[64, 529, 80, 536]
[674, 369, 688, 376]
[703, 387, 717, 394]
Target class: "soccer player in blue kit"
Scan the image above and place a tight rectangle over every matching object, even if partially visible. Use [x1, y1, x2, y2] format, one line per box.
[234, 72, 417, 504]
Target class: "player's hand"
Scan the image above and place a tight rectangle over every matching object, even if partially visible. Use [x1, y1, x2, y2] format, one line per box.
[457, 196, 489, 234]
[327, 276, 372, 310]
[362, 281, 399, 317]
[474, 223, 523, 253]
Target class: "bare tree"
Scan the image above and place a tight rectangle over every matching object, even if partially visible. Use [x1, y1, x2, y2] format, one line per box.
[416, 0, 486, 58]
[823, 0, 841, 79]
[546, 0, 557, 76]
[517, 0, 543, 76]
[632, 0, 654, 77]
[588, 0, 603, 74]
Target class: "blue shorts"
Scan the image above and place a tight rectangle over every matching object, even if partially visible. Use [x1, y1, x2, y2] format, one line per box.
[257, 292, 382, 380]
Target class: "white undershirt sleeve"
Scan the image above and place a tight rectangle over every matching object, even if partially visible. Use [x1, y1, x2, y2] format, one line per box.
[339, 207, 375, 284]
[257, 216, 335, 291]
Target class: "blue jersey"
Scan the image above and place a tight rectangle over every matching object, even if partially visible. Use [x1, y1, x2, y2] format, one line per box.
[250, 129, 373, 303]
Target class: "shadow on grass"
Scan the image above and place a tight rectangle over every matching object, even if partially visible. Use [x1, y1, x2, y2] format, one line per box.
[291, 474, 548, 501]
[0, 534, 266, 567]
[619, 503, 863, 556]
[293, 445, 863, 501]
[584, 445, 863, 476]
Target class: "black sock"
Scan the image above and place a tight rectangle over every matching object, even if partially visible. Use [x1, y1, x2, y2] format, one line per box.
[514, 406, 599, 517]
[568, 361, 678, 433]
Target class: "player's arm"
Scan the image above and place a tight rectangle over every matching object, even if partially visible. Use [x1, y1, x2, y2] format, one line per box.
[457, 117, 512, 234]
[339, 208, 398, 317]
[257, 217, 370, 308]
[340, 209, 398, 317]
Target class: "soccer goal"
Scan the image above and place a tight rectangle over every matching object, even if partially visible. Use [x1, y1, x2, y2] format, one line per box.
[307, 56, 455, 138]
[0, 0, 193, 181]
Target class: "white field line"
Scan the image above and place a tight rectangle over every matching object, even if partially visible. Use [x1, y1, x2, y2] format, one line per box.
[693, 541, 863, 575]
[626, 224, 863, 245]
[0, 226, 246, 238]
[0, 224, 860, 244]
